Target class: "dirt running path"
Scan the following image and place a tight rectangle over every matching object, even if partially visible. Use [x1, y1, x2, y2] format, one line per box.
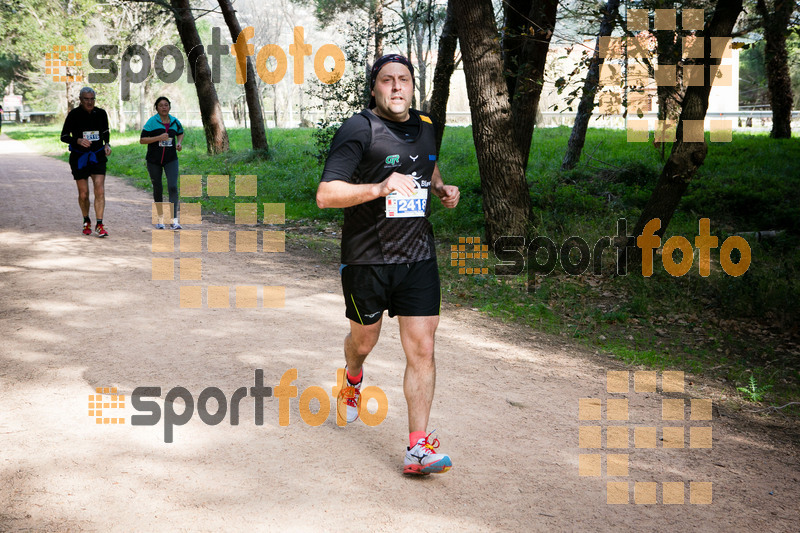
[0, 134, 798, 532]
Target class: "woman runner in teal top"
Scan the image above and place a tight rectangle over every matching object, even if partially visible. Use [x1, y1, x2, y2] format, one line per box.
[140, 96, 184, 229]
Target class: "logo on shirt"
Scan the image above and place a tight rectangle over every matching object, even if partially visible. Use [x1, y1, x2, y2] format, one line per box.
[410, 172, 430, 188]
[385, 154, 400, 167]
[409, 155, 419, 161]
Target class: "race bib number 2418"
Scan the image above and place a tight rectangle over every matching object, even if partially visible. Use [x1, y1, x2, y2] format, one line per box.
[386, 188, 428, 218]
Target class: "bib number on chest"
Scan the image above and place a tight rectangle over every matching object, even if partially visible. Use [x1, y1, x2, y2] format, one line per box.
[83, 131, 100, 141]
[386, 188, 428, 218]
[159, 138, 173, 147]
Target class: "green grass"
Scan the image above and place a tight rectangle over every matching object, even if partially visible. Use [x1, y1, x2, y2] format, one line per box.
[3, 124, 335, 222]
[6, 121, 799, 411]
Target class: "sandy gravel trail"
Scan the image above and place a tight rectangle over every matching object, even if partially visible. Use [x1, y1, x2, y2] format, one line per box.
[0, 134, 798, 532]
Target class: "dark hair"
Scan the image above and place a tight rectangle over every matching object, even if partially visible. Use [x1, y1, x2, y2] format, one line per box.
[154, 96, 171, 110]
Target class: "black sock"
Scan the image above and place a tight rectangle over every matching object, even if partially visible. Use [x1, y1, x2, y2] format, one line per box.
[84, 216, 91, 224]
[97, 219, 103, 225]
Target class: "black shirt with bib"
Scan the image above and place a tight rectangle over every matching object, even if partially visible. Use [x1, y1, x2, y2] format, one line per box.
[321, 109, 439, 265]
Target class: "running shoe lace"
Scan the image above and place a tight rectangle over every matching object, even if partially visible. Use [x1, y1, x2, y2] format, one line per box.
[340, 385, 358, 405]
[422, 431, 440, 454]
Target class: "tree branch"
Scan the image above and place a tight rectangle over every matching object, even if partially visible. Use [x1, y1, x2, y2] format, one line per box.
[123, 0, 222, 19]
[749, 402, 800, 413]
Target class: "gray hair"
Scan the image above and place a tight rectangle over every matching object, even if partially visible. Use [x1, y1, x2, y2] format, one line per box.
[79, 87, 96, 98]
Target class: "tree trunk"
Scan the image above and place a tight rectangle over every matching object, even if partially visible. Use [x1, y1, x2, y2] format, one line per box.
[416, 0, 435, 111]
[374, 0, 385, 58]
[298, 90, 305, 126]
[453, 0, 531, 246]
[217, 0, 269, 153]
[364, 1, 386, 107]
[272, 86, 279, 127]
[756, 0, 794, 139]
[400, 0, 416, 108]
[429, 0, 458, 153]
[502, 0, 529, 99]
[653, 0, 681, 123]
[138, 82, 145, 130]
[509, 0, 558, 170]
[415, 17, 427, 110]
[117, 77, 126, 133]
[561, 0, 621, 171]
[65, 71, 78, 111]
[170, 0, 229, 154]
[628, 0, 743, 267]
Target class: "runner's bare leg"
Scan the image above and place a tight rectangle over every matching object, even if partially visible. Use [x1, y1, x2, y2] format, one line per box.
[76, 179, 90, 218]
[91, 174, 105, 220]
[345, 317, 383, 377]
[398, 315, 438, 433]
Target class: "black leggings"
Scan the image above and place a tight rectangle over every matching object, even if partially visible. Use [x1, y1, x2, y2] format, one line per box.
[147, 160, 179, 218]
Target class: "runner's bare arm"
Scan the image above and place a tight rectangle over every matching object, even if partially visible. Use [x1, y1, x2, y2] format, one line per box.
[430, 163, 459, 209]
[317, 173, 417, 209]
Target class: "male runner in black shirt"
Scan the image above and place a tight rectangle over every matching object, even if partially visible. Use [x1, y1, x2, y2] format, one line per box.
[60, 87, 111, 237]
[317, 54, 460, 475]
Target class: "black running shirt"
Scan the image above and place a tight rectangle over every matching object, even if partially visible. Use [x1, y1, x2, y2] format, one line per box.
[321, 109, 439, 265]
[140, 114, 184, 165]
[60, 106, 110, 166]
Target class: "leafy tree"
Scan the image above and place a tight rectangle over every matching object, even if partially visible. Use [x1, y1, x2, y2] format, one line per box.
[302, 0, 387, 94]
[628, 0, 744, 267]
[755, 0, 796, 138]
[386, 0, 447, 109]
[106, 0, 176, 130]
[301, 0, 448, 111]
[217, 0, 269, 153]
[305, 20, 372, 164]
[561, 0, 622, 171]
[169, 0, 229, 154]
[428, 0, 458, 153]
[0, 0, 98, 109]
[450, 0, 558, 246]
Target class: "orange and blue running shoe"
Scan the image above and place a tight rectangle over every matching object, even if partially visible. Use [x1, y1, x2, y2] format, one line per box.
[404, 430, 452, 475]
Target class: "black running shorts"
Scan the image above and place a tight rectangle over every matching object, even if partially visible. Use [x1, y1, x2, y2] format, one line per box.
[71, 161, 107, 180]
[340, 257, 441, 325]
